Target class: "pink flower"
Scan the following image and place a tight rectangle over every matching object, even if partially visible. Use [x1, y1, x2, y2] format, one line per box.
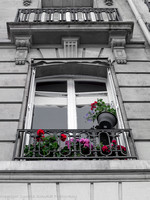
[80, 138, 85, 144]
[84, 143, 89, 148]
[70, 138, 74, 142]
[76, 139, 79, 143]
[84, 138, 90, 144]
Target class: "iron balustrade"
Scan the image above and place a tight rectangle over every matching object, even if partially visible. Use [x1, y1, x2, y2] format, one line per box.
[13, 129, 137, 160]
[15, 8, 121, 23]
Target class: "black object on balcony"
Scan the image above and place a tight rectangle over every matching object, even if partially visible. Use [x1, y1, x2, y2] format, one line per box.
[13, 129, 137, 160]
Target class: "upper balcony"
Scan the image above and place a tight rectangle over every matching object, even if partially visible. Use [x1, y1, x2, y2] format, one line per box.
[7, 8, 134, 45]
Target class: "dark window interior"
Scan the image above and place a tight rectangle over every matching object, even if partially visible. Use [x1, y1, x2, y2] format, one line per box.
[36, 81, 67, 92]
[75, 81, 106, 92]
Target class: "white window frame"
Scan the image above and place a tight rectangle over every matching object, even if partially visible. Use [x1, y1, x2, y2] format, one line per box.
[25, 69, 122, 130]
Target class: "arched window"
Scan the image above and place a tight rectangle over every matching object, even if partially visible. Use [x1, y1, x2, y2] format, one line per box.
[25, 60, 123, 130]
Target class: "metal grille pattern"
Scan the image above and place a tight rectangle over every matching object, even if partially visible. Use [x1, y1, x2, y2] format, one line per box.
[14, 129, 137, 160]
[15, 8, 121, 23]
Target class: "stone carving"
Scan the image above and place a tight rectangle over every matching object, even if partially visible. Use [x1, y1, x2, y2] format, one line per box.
[111, 38, 127, 64]
[105, 0, 113, 6]
[23, 0, 31, 6]
[62, 37, 79, 58]
[15, 37, 31, 65]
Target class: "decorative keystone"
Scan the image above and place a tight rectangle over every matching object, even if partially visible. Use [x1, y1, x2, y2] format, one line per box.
[105, 0, 113, 6]
[23, 0, 32, 6]
[15, 37, 31, 65]
[111, 38, 127, 64]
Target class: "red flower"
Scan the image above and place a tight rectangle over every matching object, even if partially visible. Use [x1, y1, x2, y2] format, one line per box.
[36, 135, 45, 142]
[61, 134, 67, 142]
[117, 145, 126, 152]
[112, 140, 117, 145]
[102, 145, 108, 152]
[37, 129, 45, 136]
[90, 101, 97, 110]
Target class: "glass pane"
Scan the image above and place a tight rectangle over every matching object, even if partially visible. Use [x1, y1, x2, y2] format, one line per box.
[36, 81, 67, 92]
[77, 105, 97, 129]
[32, 105, 67, 129]
[75, 81, 106, 92]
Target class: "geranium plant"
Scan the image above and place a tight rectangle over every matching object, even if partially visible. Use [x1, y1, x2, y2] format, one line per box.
[62, 138, 94, 156]
[24, 129, 67, 157]
[24, 129, 127, 159]
[96, 139, 127, 157]
[85, 98, 116, 122]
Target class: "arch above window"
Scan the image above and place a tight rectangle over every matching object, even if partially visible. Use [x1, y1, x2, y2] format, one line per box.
[33, 59, 110, 79]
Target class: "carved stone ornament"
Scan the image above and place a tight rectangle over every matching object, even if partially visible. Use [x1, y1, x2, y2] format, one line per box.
[105, 0, 113, 6]
[23, 0, 32, 6]
[111, 38, 127, 64]
[15, 37, 31, 65]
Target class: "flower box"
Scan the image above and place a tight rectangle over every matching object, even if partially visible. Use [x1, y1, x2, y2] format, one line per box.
[42, 0, 93, 7]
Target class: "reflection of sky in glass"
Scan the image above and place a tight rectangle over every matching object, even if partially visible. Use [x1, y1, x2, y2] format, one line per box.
[77, 105, 97, 129]
[32, 106, 67, 129]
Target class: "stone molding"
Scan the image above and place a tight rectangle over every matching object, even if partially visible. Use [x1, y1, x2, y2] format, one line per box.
[15, 37, 31, 65]
[0, 160, 150, 182]
[23, 0, 32, 6]
[111, 38, 127, 64]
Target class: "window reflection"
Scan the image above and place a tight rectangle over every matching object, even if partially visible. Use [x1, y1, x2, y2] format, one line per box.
[32, 105, 67, 129]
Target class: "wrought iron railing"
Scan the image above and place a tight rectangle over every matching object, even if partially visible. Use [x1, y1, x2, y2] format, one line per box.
[15, 8, 121, 23]
[13, 129, 137, 160]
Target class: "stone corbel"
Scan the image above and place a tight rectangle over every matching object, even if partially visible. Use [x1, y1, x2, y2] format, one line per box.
[23, 0, 32, 6]
[111, 38, 127, 64]
[15, 37, 31, 65]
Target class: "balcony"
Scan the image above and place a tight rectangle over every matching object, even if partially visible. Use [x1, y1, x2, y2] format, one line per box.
[15, 8, 121, 23]
[13, 129, 137, 160]
[7, 8, 134, 45]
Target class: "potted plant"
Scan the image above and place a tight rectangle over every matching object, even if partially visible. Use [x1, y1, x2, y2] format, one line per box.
[85, 98, 117, 129]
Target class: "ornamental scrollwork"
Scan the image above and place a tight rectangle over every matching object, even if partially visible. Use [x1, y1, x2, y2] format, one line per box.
[23, 0, 32, 6]
[15, 37, 31, 65]
[105, 0, 113, 6]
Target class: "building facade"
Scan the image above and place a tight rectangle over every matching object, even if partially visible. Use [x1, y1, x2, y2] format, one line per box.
[0, 0, 150, 199]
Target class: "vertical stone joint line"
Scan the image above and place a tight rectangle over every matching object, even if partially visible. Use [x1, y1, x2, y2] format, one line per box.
[118, 182, 122, 200]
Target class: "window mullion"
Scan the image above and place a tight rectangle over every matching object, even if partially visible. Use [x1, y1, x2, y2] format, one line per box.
[67, 79, 77, 129]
